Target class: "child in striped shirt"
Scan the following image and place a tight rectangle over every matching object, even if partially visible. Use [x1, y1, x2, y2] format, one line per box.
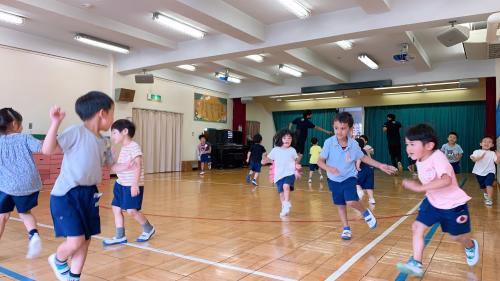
[103, 119, 155, 245]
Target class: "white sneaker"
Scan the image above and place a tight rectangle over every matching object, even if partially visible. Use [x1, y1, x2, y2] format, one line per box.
[319, 174, 324, 180]
[308, 178, 312, 183]
[208, 164, 212, 170]
[397, 260, 423, 277]
[137, 226, 155, 242]
[486, 199, 493, 206]
[280, 201, 291, 216]
[341, 229, 351, 240]
[466, 239, 479, 266]
[48, 253, 69, 281]
[102, 236, 127, 246]
[369, 198, 376, 204]
[412, 172, 418, 176]
[364, 209, 377, 229]
[26, 233, 42, 259]
[357, 190, 364, 200]
[484, 193, 489, 200]
[200, 171, 205, 175]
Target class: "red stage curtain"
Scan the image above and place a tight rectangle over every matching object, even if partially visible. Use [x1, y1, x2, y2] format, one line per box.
[232, 98, 246, 144]
[485, 77, 496, 139]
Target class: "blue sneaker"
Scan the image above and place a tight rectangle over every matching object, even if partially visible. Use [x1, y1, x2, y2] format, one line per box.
[341, 229, 351, 240]
[48, 253, 69, 281]
[466, 239, 479, 266]
[103, 236, 127, 246]
[397, 260, 423, 277]
[252, 179, 258, 186]
[364, 209, 377, 229]
[137, 226, 155, 242]
[246, 174, 251, 183]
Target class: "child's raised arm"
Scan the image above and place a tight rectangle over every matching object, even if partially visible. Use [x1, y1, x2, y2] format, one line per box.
[470, 152, 485, 162]
[403, 174, 452, 192]
[261, 156, 272, 165]
[41, 106, 65, 155]
[360, 155, 396, 174]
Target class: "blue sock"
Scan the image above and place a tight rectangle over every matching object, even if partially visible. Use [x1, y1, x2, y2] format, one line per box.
[343, 226, 350, 230]
[362, 210, 370, 217]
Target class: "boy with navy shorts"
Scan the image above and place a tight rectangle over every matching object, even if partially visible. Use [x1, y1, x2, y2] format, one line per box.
[317, 112, 396, 240]
[103, 119, 155, 246]
[470, 135, 500, 206]
[198, 134, 211, 175]
[43, 92, 135, 281]
[355, 139, 375, 204]
[398, 124, 478, 276]
[308, 137, 323, 183]
[246, 134, 267, 186]
[441, 132, 463, 178]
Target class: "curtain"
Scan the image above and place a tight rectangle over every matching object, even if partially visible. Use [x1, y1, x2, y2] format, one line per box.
[232, 98, 246, 144]
[364, 101, 485, 173]
[132, 109, 183, 173]
[486, 77, 496, 138]
[272, 108, 338, 165]
[245, 121, 260, 139]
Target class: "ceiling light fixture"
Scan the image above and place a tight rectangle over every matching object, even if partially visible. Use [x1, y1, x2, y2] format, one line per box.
[215, 72, 241, 83]
[373, 85, 416, 90]
[176, 65, 196, 71]
[301, 91, 336, 96]
[246, 55, 264, 63]
[270, 94, 301, 98]
[152, 12, 206, 39]
[74, 33, 130, 54]
[358, 54, 378, 69]
[315, 96, 345, 100]
[274, 0, 311, 19]
[285, 98, 314, 102]
[0, 10, 25, 25]
[382, 88, 466, 96]
[336, 40, 353, 50]
[416, 82, 459, 87]
[279, 64, 302, 77]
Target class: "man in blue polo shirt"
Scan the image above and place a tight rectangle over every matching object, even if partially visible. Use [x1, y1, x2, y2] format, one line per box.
[289, 110, 332, 164]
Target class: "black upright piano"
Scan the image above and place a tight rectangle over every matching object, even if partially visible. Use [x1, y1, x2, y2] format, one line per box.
[205, 130, 250, 169]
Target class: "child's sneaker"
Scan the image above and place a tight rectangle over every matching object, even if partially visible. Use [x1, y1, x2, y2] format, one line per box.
[200, 171, 205, 175]
[308, 178, 312, 183]
[26, 233, 42, 259]
[363, 209, 377, 229]
[369, 198, 376, 204]
[137, 226, 155, 242]
[48, 253, 69, 281]
[208, 164, 212, 169]
[246, 174, 251, 183]
[486, 199, 492, 206]
[319, 174, 324, 180]
[341, 229, 351, 240]
[102, 236, 127, 245]
[280, 201, 291, 216]
[397, 260, 423, 277]
[465, 239, 479, 266]
[252, 179, 258, 186]
[412, 172, 418, 176]
[357, 190, 364, 200]
[483, 193, 489, 200]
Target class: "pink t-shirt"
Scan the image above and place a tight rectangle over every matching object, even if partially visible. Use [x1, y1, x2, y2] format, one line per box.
[416, 150, 471, 209]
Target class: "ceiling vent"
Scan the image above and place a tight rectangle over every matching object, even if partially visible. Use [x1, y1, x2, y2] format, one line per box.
[463, 29, 500, 60]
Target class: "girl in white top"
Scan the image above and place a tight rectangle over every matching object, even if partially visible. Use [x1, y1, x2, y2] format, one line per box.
[470, 136, 500, 205]
[262, 129, 301, 217]
[360, 135, 374, 158]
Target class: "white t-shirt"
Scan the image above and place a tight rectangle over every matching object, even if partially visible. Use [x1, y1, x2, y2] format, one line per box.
[471, 150, 497, 176]
[268, 147, 298, 183]
[363, 145, 373, 158]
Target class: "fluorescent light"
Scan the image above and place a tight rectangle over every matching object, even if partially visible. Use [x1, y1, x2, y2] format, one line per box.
[285, 98, 314, 102]
[336, 40, 353, 50]
[270, 95, 300, 98]
[246, 55, 264, 63]
[152, 12, 205, 39]
[215, 73, 241, 83]
[382, 88, 466, 96]
[177, 65, 196, 71]
[0, 10, 24, 25]
[301, 91, 336, 96]
[416, 82, 459, 87]
[315, 96, 345, 100]
[358, 54, 378, 69]
[373, 85, 416, 90]
[74, 33, 130, 54]
[279, 64, 302, 77]
[274, 0, 311, 19]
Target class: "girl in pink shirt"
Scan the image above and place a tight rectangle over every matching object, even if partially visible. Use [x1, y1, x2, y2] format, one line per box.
[397, 124, 478, 277]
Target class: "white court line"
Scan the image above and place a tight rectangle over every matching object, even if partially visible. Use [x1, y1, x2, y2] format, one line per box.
[325, 201, 422, 280]
[8, 217, 297, 281]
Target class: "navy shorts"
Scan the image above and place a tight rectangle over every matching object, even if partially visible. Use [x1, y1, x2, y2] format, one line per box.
[250, 161, 262, 173]
[408, 157, 417, 165]
[295, 142, 305, 155]
[450, 162, 460, 175]
[276, 175, 295, 193]
[200, 154, 211, 163]
[309, 164, 319, 171]
[50, 186, 101, 240]
[416, 198, 470, 236]
[0, 191, 39, 214]
[476, 173, 495, 189]
[111, 182, 144, 210]
[357, 166, 374, 190]
[327, 177, 359, 205]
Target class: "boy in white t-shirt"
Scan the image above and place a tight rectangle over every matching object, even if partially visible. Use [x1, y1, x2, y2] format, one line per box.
[359, 135, 374, 158]
[103, 119, 155, 245]
[470, 136, 500, 206]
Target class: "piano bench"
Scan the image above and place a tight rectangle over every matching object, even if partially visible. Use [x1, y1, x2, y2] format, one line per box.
[181, 161, 201, 171]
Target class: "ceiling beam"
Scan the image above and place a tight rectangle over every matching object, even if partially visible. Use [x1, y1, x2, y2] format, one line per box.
[207, 60, 284, 86]
[353, 0, 391, 14]
[272, 48, 349, 83]
[8, 0, 177, 51]
[388, 31, 432, 71]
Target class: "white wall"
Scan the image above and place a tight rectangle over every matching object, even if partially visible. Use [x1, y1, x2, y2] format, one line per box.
[245, 102, 275, 151]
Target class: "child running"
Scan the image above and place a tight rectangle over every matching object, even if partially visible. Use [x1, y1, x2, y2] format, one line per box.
[318, 112, 396, 239]
[103, 119, 155, 246]
[0, 108, 43, 259]
[43, 92, 135, 281]
[359, 135, 374, 158]
[308, 137, 323, 183]
[246, 134, 267, 186]
[398, 124, 478, 276]
[441, 132, 463, 179]
[261, 129, 301, 216]
[198, 134, 212, 175]
[470, 136, 500, 206]
[355, 139, 376, 204]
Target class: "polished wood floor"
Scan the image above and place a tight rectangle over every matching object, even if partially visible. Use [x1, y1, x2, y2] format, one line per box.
[0, 167, 498, 281]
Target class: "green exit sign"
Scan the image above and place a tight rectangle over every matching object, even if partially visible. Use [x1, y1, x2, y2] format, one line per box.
[147, 93, 162, 101]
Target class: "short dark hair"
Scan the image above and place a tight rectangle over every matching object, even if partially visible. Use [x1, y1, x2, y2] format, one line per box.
[199, 134, 207, 141]
[356, 138, 365, 149]
[75, 91, 114, 121]
[448, 132, 458, 138]
[310, 137, 318, 145]
[274, 128, 294, 147]
[481, 135, 494, 142]
[360, 135, 370, 142]
[111, 119, 136, 138]
[333, 112, 354, 127]
[303, 110, 312, 117]
[0, 108, 23, 135]
[404, 123, 439, 150]
[253, 134, 262, 143]
[387, 114, 396, 120]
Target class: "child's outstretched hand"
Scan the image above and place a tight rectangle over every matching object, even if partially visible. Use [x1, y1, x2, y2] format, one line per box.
[131, 184, 140, 197]
[295, 164, 302, 170]
[380, 164, 397, 175]
[495, 151, 500, 159]
[453, 157, 459, 162]
[326, 166, 340, 176]
[402, 179, 422, 192]
[50, 106, 66, 124]
[111, 147, 118, 160]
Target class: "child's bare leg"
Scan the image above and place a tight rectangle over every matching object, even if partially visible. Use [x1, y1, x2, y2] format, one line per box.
[449, 234, 474, 248]
[201, 162, 205, 171]
[318, 168, 323, 175]
[366, 189, 374, 199]
[486, 185, 493, 199]
[56, 235, 86, 263]
[412, 221, 428, 262]
[282, 185, 291, 202]
[356, 185, 363, 192]
[279, 192, 285, 203]
[127, 209, 147, 225]
[68, 238, 91, 275]
[18, 210, 37, 232]
[337, 205, 349, 228]
[112, 206, 124, 228]
[0, 213, 10, 239]
[309, 171, 313, 178]
[254, 172, 259, 180]
[346, 200, 367, 213]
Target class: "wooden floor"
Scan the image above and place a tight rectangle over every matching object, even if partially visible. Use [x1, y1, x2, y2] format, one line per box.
[0, 167, 498, 281]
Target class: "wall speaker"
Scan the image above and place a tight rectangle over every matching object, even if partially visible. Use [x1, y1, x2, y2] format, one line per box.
[135, 73, 154, 83]
[241, 97, 254, 104]
[459, 78, 480, 88]
[437, 26, 470, 47]
[114, 88, 136, 102]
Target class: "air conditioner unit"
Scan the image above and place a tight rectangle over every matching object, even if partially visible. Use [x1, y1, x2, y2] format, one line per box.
[241, 97, 254, 104]
[437, 25, 470, 47]
[463, 29, 500, 60]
